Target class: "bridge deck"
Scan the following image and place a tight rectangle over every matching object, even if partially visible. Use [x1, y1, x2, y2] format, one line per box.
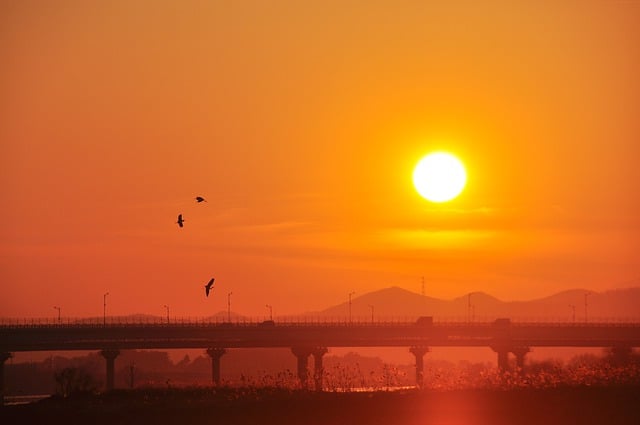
[2, 322, 640, 352]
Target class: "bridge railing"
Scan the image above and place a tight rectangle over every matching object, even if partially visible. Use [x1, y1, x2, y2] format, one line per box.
[1, 315, 639, 328]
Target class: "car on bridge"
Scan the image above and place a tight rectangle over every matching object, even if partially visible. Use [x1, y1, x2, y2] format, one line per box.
[415, 316, 433, 326]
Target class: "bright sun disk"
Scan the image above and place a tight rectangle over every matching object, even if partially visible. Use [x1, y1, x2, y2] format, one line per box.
[413, 152, 467, 202]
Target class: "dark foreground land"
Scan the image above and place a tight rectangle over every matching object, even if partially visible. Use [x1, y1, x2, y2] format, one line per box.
[2, 386, 640, 425]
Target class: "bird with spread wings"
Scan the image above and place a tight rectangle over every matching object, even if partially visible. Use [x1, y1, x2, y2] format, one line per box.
[204, 278, 215, 297]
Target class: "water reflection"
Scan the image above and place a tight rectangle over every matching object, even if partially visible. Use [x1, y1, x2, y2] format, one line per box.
[4, 394, 50, 405]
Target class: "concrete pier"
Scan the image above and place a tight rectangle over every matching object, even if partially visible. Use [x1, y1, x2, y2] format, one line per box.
[312, 347, 328, 391]
[490, 346, 510, 372]
[291, 347, 312, 389]
[409, 346, 429, 388]
[512, 346, 530, 373]
[206, 348, 227, 385]
[490, 345, 531, 373]
[99, 349, 120, 391]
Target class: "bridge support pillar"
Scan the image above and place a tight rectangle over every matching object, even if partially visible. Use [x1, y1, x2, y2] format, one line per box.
[206, 348, 226, 386]
[409, 346, 430, 388]
[312, 347, 328, 392]
[511, 346, 530, 374]
[491, 346, 510, 372]
[100, 349, 120, 391]
[497, 350, 509, 372]
[1, 352, 13, 405]
[291, 347, 312, 389]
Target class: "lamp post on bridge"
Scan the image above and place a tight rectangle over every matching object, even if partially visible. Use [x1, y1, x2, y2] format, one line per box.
[227, 292, 233, 323]
[53, 306, 61, 324]
[569, 304, 576, 323]
[103, 292, 109, 326]
[368, 304, 374, 324]
[266, 304, 273, 321]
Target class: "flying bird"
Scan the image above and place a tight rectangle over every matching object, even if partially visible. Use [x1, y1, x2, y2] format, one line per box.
[195, 196, 207, 203]
[176, 214, 184, 228]
[204, 278, 215, 297]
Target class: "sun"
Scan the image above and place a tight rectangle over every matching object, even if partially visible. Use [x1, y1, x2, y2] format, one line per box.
[413, 152, 467, 202]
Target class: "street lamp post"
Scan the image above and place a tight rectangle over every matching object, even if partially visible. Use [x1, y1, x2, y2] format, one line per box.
[103, 292, 109, 326]
[348, 292, 355, 323]
[53, 306, 61, 324]
[569, 304, 576, 322]
[368, 304, 374, 324]
[227, 292, 233, 322]
[266, 304, 273, 321]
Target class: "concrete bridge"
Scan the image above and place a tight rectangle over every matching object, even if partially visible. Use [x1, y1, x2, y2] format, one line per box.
[1, 318, 639, 402]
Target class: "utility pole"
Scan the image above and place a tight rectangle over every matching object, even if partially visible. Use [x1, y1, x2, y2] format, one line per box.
[103, 292, 109, 326]
[421, 276, 426, 313]
[584, 292, 591, 323]
[227, 292, 233, 322]
[348, 292, 355, 323]
[53, 306, 61, 324]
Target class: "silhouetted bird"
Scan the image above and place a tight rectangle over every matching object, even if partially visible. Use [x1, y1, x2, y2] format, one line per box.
[195, 196, 207, 203]
[176, 214, 184, 228]
[204, 278, 215, 297]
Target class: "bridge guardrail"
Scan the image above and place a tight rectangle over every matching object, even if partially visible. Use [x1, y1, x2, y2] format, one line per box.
[2, 317, 640, 329]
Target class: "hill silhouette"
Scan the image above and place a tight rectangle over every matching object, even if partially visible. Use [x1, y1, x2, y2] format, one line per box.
[309, 286, 640, 322]
[51, 287, 640, 324]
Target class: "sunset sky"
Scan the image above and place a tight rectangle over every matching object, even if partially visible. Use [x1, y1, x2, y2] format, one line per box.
[1, 0, 639, 319]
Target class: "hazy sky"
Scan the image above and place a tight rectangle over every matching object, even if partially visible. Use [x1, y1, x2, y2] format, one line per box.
[1, 0, 639, 319]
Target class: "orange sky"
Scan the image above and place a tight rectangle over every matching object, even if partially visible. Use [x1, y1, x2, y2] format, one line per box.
[1, 1, 639, 319]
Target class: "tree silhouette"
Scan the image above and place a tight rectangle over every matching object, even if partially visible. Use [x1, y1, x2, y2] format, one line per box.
[54, 367, 97, 397]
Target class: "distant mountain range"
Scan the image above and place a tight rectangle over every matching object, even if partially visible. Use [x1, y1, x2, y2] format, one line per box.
[304, 286, 640, 322]
[37, 287, 639, 324]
